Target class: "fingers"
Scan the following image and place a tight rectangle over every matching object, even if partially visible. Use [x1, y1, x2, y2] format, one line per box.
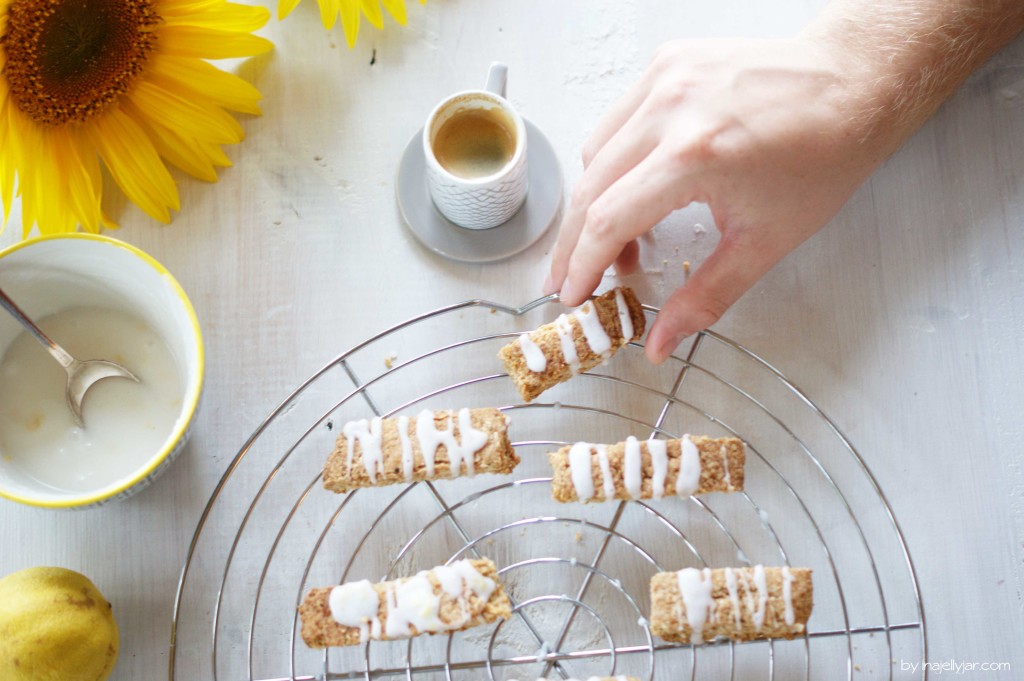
[546, 103, 662, 297]
[644, 232, 783, 363]
[614, 239, 640, 276]
[559, 150, 696, 305]
[582, 75, 653, 168]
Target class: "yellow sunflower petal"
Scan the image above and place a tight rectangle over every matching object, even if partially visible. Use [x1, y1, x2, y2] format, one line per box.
[86, 109, 179, 223]
[158, 25, 274, 59]
[148, 54, 262, 115]
[339, 0, 360, 46]
[129, 80, 243, 144]
[317, 0, 340, 31]
[52, 128, 102, 232]
[124, 103, 220, 182]
[277, 0, 303, 20]
[359, 0, 383, 29]
[161, 2, 269, 32]
[379, 0, 406, 25]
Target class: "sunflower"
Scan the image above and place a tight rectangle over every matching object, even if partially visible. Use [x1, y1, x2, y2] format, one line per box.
[278, 0, 425, 49]
[0, 0, 273, 236]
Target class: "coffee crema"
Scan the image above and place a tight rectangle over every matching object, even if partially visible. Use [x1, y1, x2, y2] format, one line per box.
[432, 106, 516, 179]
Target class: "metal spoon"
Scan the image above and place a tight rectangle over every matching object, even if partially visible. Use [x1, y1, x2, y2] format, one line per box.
[0, 285, 139, 428]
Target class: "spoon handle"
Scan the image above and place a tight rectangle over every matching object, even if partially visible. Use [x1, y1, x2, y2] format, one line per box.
[0, 286, 76, 369]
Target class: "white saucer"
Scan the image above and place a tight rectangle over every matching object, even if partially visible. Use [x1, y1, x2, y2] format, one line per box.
[396, 119, 563, 263]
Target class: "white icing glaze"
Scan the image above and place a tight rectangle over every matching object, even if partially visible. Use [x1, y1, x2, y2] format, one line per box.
[675, 434, 701, 497]
[648, 438, 668, 499]
[414, 409, 488, 478]
[752, 565, 768, 630]
[397, 415, 414, 480]
[553, 314, 580, 373]
[343, 417, 384, 483]
[720, 442, 732, 488]
[677, 567, 715, 644]
[328, 580, 380, 643]
[453, 408, 488, 476]
[385, 573, 443, 638]
[573, 302, 612, 356]
[568, 442, 595, 502]
[518, 333, 548, 373]
[782, 566, 796, 626]
[614, 288, 634, 344]
[415, 409, 445, 476]
[623, 436, 643, 499]
[595, 444, 615, 500]
[724, 567, 742, 631]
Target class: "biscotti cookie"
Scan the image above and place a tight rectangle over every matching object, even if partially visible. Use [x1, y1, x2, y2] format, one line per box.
[498, 287, 645, 402]
[548, 435, 744, 503]
[299, 558, 512, 647]
[323, 408, 518, 493]
[650, 566, 812, 644]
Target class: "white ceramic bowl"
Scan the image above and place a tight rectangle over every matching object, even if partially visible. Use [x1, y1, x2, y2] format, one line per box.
[0, 234, 204, 508]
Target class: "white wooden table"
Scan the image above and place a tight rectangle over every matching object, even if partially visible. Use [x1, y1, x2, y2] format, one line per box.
[1, 1, 1022, 679]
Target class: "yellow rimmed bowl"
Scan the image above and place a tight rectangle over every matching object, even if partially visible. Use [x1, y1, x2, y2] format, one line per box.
[0, 234, 204, 509]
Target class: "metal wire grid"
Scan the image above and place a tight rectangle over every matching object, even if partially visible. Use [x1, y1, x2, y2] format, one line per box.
[170, 294, 927, 681]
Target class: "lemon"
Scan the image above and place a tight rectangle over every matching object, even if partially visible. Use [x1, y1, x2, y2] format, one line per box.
[0, 567, 119, 681]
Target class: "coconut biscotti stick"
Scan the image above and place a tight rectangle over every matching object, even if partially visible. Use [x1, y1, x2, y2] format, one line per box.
[299, 558, 512, 648]
[498, 286, 645, 402]
[650, 566, 812, 644]
[548, 435, 744, 503]
[323, 408, 518, 493]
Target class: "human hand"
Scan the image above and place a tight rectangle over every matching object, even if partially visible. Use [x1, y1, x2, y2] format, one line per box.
[545, 36, 893, 363]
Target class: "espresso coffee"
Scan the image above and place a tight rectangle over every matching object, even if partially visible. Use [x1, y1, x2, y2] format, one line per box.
[432, 106, 517, 179]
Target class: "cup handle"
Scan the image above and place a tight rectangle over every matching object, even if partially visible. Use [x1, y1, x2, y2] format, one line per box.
[485, 62, 508, 98]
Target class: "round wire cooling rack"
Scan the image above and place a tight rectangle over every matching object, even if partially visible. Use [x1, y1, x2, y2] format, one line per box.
[170, 294, 927, 681]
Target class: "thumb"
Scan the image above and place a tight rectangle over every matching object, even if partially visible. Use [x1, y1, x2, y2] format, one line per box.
[645, 232, 781, 363]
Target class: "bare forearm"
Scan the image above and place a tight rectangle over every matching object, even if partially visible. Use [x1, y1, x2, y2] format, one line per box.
[805, 0, 1024, 151]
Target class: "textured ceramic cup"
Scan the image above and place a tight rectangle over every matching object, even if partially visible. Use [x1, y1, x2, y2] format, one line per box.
[423, 62, 529, 230]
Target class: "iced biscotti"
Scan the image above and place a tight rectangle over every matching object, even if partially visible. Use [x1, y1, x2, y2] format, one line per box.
[323, 408, 518, 493]
[299, 558, 512, 648]
[498, 287, 645, 402]
[650, 566, 812, 644]
[548, 435, 744, 503]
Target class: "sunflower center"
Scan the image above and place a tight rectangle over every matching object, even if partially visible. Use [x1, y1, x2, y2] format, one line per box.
[2, 0, 160, 125]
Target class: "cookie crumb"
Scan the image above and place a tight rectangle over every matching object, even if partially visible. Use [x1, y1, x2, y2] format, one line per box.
[384, 352, 398, 369]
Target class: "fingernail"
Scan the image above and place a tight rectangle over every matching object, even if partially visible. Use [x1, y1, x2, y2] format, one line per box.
[559, 276, 577, 303]
[542, 275, 555, 295]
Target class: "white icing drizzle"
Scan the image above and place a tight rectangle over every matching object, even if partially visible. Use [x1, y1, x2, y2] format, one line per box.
[343, 417, 384, 483]
[648, 438, 668, 499]
[677, 567, 715, 645]
[568, 442, 595, 502]
[328, 580, 380, 643]
[397, 415, 413, 480]
[752, 565, 769, 631]
[724, 567, 742, 631]
[454, 408, 488, 476]
[385, 573, 443, 638]
[623, 436, 643, 499]
[518, 333, 548, 373]
[415, 410, 445, 476]
[613, 288, 634, 344]
[553, 314, 580, 373]
[595, 444, 615, 500]
[378, 559, 495, 639]
[782, 566, 796, 626]
[573, 302, 612, 356]
[675, 434, 702, 497]
[720, 443, 732, 488]
[414, 409, 488, 478]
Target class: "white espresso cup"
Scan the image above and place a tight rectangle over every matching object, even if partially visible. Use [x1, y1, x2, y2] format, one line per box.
[423, 62, 529, 230]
